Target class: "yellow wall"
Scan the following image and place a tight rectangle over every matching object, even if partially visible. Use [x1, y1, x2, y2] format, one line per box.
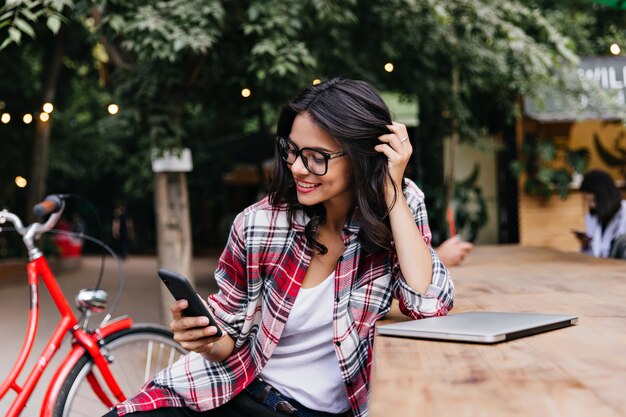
[519, 190, 585, 252]
[569, 120, 625, 183]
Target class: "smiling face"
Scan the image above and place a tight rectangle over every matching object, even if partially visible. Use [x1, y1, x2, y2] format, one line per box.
[288, 113, 353, 212]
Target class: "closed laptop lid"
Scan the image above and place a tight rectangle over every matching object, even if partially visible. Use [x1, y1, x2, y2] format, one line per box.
[376, 311, 578, 344]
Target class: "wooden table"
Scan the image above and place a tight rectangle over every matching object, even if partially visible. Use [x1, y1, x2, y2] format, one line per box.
[369, 245, 626, 417]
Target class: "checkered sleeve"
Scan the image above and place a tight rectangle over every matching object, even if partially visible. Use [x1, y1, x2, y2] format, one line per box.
[207, 212, 248, 340]
[391, 179, 455, 319]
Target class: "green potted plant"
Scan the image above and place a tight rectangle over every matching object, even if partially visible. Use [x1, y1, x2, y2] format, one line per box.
[510, 134, 590, 199]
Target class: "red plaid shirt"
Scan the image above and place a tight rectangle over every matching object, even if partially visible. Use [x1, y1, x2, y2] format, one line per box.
[116, 178, 454, 417]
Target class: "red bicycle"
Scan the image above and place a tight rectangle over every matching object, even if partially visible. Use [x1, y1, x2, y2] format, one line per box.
[0, 195, 186, 417]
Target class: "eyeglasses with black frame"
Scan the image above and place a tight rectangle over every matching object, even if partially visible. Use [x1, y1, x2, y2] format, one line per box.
[277, 136, 347, 176]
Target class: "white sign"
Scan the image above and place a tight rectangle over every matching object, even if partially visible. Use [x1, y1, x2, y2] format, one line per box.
[525, 56, 626, 121]
[151, 148, 193, 173]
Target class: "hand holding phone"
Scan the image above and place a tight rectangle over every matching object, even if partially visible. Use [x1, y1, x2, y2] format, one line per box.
[571, 230, 592, 250]
[158, 268, 223, 338]
[571, 229, 590, 240]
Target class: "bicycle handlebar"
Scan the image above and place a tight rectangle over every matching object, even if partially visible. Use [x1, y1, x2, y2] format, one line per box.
[0, 210, 26, 234]
[0, 194, 67, 256]
[33, 195, 63, 218]
[2, 194, 128, 320]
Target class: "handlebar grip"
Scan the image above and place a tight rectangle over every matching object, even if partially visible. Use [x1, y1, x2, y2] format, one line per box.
[33, 195, 63, 217]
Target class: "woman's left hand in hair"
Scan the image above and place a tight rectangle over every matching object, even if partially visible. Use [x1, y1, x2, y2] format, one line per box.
[375, 121, 412, 206]
[375, 122, 432, 293]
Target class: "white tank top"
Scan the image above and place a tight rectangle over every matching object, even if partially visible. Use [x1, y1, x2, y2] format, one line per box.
[260, 272, 350, 413]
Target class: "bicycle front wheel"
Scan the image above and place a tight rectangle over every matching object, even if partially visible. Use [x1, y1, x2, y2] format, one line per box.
[54, 325, 186, 417]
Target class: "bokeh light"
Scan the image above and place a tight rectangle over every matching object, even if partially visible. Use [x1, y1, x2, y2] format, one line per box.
[15, 176, 27, 188]
[108, 104, 119, 115]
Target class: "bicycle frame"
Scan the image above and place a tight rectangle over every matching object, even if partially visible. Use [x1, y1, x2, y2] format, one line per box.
[0, 254, 133, 417]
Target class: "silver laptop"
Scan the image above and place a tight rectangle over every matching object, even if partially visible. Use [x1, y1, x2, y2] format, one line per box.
[376, 311, 578, 344]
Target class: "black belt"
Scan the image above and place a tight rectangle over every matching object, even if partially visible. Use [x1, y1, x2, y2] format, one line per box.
[245, 378, 350, 417]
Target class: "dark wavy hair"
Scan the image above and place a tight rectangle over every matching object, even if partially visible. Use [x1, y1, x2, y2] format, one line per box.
[580, 170, 623, 230]
[268, 77, 401, 254]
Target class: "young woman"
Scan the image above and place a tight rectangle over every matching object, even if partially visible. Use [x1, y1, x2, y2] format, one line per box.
[107, 78, 454, 417]
[577, 169, 626, 259]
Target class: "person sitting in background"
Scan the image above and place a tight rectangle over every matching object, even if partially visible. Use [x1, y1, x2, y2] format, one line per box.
[436, 235, 474, 266]
[577, 170, 626, 260]
[112, 205, 134, 260]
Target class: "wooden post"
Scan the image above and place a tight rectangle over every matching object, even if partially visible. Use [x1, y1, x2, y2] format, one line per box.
[152, 150, 194, 325]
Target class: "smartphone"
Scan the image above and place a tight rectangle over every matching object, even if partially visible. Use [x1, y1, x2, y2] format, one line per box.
[158, 268, 222, 337]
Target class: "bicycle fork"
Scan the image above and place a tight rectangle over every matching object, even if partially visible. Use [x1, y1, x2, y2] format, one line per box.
[40, 316, 134, 417]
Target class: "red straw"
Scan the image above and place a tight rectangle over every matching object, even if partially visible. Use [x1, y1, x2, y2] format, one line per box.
[447, 207, 456, 237]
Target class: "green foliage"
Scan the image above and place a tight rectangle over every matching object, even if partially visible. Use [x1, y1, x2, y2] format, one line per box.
[345, 0, 583, 144]
[101, 0, 224, 63]
[244, 0, 314, 80]
[1, 0, 615, 150]
[0, 0, 68, 49]
[530, 0, 626, 57]
[510, 134, 590, 199]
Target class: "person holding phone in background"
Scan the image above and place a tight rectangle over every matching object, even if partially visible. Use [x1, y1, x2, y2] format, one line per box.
[105, 78, 454, 417]
[576, 170, 626, 260]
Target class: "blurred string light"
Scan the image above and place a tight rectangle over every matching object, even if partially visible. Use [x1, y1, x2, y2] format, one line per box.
[241, 88, 251, 98]
[610, 43, 621, 55]
[15, 176, 27, 188]
[107, 103, 119, 115]
[313, 79, 321, 85]
[384, 62, 394, 72]
[0, 102, 128, 125]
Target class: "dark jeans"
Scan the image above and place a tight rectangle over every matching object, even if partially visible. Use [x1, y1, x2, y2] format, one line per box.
[103, 390, 287, 417]
[103, 379, 350, 417]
